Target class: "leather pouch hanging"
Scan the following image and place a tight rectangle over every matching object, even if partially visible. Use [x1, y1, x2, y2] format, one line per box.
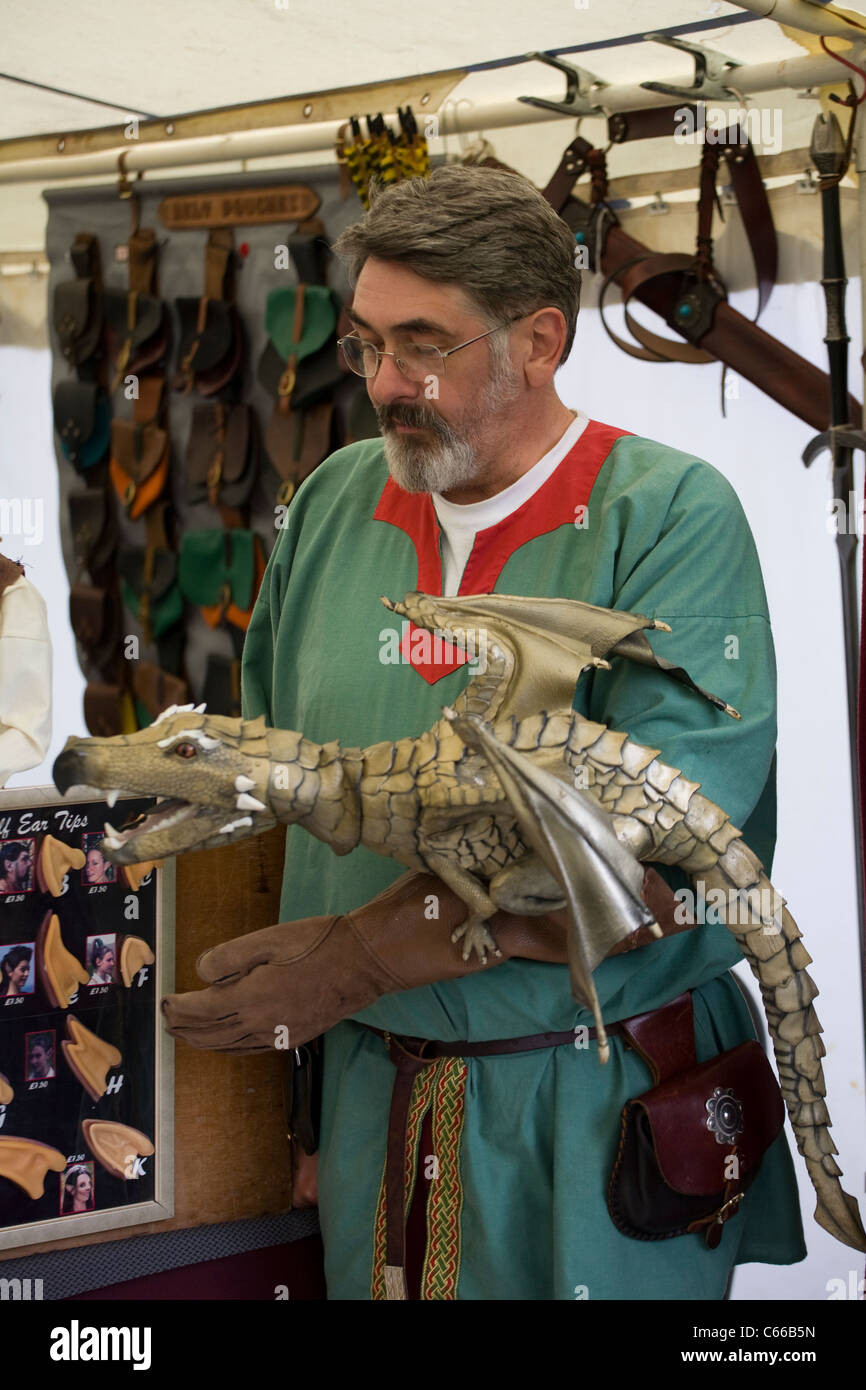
[201, 651, 242, 717]
[109, 418, 169, 519]
[260, 285, 338, 396]
[69, 583, 123, 672]
[185, 402, 257, 508]
[133, 661, 189, 725]
[179, 528, 265, 630]
[607, 993, 784, 1248]
[53, 232, 103, 370]
[69, 488, 119, 576]
[54, 381, 111, 470]
[174, 299, 241, 388]
[117, 545, 182, 641]
[258, 332, 345, 411]
[54, 279, 102, 369]
[105, 290, 169, 382]
[173, 228, 242, 395]
[83, 682, 137, 738]
[264, 398, 334, 505]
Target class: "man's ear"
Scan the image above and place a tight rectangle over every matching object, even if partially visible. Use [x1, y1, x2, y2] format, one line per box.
[519, 308, 569, 386]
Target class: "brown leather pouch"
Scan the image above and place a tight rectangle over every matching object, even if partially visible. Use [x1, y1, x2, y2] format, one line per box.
[69, 488, 119, 577]
[105, 290, 169, 381]
[69, 583, 122, 671]
[109, 418, 169, 519]
[83, 682, 129, 737]
[201, 652, 242, 717]
[265, 398, 334, 505]
[185, 402, 257, 508]
[53, 232, 103, 369]
[173, 300, 242, 394]
[133, 662, 189, 722]
[607, 993, 784, 1248]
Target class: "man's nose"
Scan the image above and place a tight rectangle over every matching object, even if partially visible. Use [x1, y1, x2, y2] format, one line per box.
[367, 353, 420, 408]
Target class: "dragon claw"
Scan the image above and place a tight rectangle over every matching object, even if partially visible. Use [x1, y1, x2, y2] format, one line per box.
[451, 917, 502, 964]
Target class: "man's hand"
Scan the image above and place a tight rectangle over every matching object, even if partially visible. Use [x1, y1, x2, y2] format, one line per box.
[161, 868, 689, 1054]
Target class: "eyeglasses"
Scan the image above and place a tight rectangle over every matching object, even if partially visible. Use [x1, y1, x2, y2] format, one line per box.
[338, 317, 522, 382]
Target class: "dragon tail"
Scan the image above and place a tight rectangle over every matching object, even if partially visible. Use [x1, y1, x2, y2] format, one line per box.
[700, 839, 866, 1253]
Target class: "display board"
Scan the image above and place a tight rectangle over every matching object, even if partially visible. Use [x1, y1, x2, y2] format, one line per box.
[0, 787, 173, 1250]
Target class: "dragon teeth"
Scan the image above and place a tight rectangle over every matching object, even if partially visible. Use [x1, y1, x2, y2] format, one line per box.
[104, 821, 121, 840]
[236, 793, 267, 812]
[218, 816, 253, 835]
[234, 774, 257, 793]
[105, 790, 119, 809]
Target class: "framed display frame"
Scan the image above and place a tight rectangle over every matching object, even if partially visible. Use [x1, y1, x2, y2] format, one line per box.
[0, 786, 174, 1250]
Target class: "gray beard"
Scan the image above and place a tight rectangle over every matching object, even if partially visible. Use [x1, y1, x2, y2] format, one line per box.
[379, 348, 521, 495]
[383, 424, 476, 495]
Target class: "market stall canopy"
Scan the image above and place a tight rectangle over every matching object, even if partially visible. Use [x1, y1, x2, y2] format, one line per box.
[2, 0, 864, 253]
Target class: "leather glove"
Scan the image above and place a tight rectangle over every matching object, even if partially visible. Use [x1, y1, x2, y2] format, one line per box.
[161, 866, 687, 1053]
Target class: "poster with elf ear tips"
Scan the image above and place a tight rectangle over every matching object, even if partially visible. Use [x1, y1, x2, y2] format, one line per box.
[0, 785, 173, 1248]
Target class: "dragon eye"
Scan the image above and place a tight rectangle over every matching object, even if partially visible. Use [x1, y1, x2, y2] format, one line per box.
[174, 743, 197, 759]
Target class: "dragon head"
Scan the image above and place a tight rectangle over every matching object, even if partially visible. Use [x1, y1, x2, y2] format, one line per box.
[52, 705, 278, 864]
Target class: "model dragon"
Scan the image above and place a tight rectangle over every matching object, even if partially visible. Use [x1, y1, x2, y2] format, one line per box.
[52, 591, 866, 1254]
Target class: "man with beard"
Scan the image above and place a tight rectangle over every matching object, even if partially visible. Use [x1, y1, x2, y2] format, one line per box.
[241, 165, 804, 1299]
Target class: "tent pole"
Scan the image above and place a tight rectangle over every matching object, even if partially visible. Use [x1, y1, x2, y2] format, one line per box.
[0, 52, 859, 184]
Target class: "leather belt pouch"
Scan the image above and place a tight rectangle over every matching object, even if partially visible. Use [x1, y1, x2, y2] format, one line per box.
[185, 403, 257, 507]
[264, 398, 333, 503]
[179, 528, 265, 629]
[201, 652, 242, 717]
[608, 996, 784, 1248]
[258, 335, 345, 411]
[174, 299, 242, 394]
[54, 381, 111, 470]
[117, 546, 182, 640]
[83, 682, 132, 738]
[109, 418, 169, 519]
[69, 489, 118, 576]
[104, 290, 169, 378]
[69, 583, 122, 670]
[54, 278, 103, 368]
[133, 662, 189, 724]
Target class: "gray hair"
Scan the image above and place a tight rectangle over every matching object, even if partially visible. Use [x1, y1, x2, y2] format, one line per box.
[332, 164, 581, 366]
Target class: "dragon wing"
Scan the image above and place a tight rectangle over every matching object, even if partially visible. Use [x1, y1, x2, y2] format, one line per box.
[447, 708, 659, 1063]
[385, 592, 739, 724]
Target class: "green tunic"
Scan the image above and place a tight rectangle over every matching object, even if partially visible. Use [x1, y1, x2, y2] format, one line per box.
[242, 418, 806, 1300]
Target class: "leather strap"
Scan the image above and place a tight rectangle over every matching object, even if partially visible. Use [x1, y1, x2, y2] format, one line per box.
[543, 134, 594, 214]
[371, 988, 696, 1300]
[128, 228, 158, 296]
[372, 1018, 626, 1298]
[608, 105, 697, 144]
[70, 232, 100, 280]
[205, 228, 234, 301]
[596, 125, 776, 367]
[617, 992, 695, 1085]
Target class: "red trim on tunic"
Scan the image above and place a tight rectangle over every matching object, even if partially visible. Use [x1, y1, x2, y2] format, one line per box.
[372, 418, 630, 685]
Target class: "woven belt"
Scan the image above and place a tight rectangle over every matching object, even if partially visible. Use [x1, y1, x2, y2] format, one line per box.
[364, 1020, 625, 1300]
